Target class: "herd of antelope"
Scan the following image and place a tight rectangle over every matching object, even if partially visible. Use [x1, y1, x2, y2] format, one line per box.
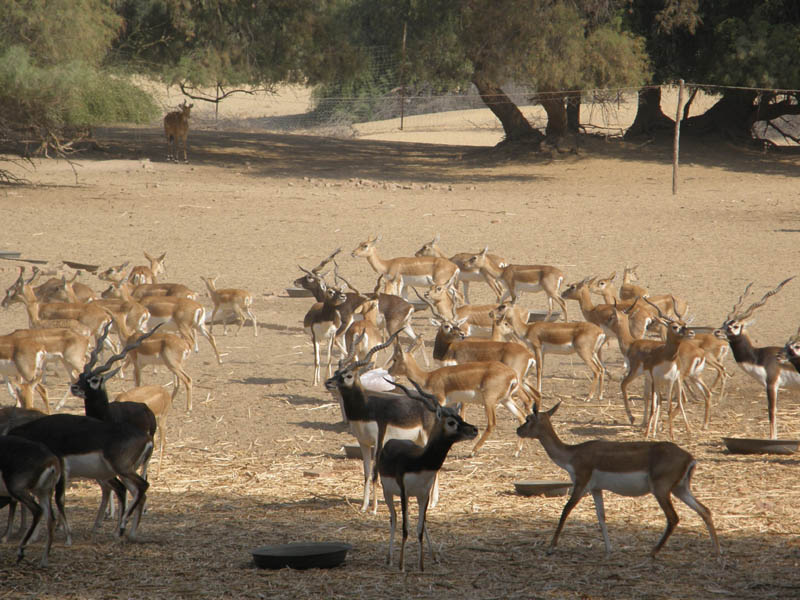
[300, 234, 798, 570]
[2, 233, 797, 571]
[0, 252, 255, 566]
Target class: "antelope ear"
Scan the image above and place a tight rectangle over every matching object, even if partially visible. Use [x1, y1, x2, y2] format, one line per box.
[430, 318, 443, 328]
[432, 233, 440, 243]
[608, 271, 616, 281]
[480, 246, 489, 257]
[546, 401, 561, 417]
[456, 317, 468, 327]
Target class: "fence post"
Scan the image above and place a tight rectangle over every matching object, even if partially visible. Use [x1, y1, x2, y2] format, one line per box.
[672, 79, 684, 195]
[400, 22, 407, 131]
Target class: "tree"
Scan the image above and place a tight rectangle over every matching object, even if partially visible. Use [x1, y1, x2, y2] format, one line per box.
[320, 0, 649, 142]
[626, 0, 800, 142]
[0, 1, 157, 157]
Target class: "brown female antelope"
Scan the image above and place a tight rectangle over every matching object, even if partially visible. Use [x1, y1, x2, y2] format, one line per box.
[415, 234, 506, 302]
[351, 235, 460, 301]
[517, 402, 720, 559]
[464, 247, 568, 322]
[164, 101, 193, 162]
[200, 276, 257, 337]
[129, 252, 167, 285]
[387, 337, 526, 456]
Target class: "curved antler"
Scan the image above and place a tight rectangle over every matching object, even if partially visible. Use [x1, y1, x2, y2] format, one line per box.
[643, 296, 675, 325]
[736, 277, 794, 321]
[84, 322, 164, 377]
[351, 329, 402, 370]
[412, 287, 447, 321]
[338, 331, 365, 370]
[387, 378, 439, 413]
[312, 248, 341, 274]
[725, 282, 754, 322]
[333, 262, 362, 296]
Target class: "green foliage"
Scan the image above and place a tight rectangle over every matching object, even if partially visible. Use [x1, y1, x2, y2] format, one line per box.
[0, 0, 122, 65]
[0, 46, 158, 138]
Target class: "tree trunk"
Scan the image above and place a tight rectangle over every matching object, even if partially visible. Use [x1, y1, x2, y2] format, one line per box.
[566, 91, 580, 134]
[624, 87, 673, 138]
[472, 73, 543, 143]
[539, 94, 568, 137]
[682, 89, 759, 140]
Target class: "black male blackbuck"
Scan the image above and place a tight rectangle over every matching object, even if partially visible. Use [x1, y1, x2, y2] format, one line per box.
[721, 277, 797, 439]
[517, 402, 720, 559]
[0, 436, 61, 567]
[379, 379, 478, 571]
[325, 332, 439, 513]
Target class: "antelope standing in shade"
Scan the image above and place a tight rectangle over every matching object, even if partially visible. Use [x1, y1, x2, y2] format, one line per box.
[164, 101, 193, 162]
[517, 402, 720, 559]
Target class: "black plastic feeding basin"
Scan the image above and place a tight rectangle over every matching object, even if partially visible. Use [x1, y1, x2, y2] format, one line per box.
[251, 542, 352, 570]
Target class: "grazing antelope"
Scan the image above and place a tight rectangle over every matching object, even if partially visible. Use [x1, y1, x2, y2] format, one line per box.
[351, 235, 460, 301]
[516, 402, 720, 559]
[129, 252, 167, 286]
[464, 247, 568, 322]
[325, 332, 439, 513]
[0, 436, 61, 567]
[387, 336, 526, 456]
[304, 285, 348, 386]
[164, 101, 193, 162]
[721, 278, 798, 439]
[380, 379, 478, 571]
[200, 276, 257, 337]
[104, 309, 194, 411]
[415, 234, 506, 302]
[496, 309, 607, 402]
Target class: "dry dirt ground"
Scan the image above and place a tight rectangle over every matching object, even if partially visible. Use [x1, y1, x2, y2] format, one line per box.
[1, 126, 800, 600]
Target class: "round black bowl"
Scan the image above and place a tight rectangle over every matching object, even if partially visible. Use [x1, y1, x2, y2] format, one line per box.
[251, 542, 352, 570]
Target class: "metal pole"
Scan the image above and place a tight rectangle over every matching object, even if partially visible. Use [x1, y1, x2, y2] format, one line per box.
[672, 79, 684, 195]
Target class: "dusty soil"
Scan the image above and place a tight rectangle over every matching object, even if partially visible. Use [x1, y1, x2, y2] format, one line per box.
[1, 125, 800, 600]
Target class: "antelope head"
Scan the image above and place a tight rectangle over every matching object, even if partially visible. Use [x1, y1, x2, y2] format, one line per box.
[722, 277, 794, 338]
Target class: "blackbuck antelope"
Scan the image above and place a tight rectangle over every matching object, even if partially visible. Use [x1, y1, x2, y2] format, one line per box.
[516, 403, 720, 559]
[138, 295, 221, 364]
[129, 252, 167, 286]
[101, 278, 196, 302]
[200, 276, 257, 337]
[68, 325, 160, 531]
[430, 312, 539, 411]
[0, 332, 48, 411]
[380, 379, 478, 572]
[97, 261, 130, 284]
[325, 332, 439, 513]
[62, 276, 151, 339]
[115, 385, 173, 477]
[164, 101, 193, 162]
[619, 265, 648, 301]
[496, 307, 607, 402]
[305, 285, 348, 386]
[387, 336, 526, 456]
[3, 266, 96, 305]
[606, 299, 690, 436]
[351, 235, 460, 301]
[464, 247, 568, 322]
[104, 309, 194, 411]
[422, 281, 496, 337]
[6, 278, 113, 350]
[294, 260, 421, 360]
[0, 436, 61, 567]
[9, 367, 154, 541]
[344, 298, 384, 362]
[721, 278, 797, 439]
[589, 272, 688, 335]
[415, 234, 506, 302]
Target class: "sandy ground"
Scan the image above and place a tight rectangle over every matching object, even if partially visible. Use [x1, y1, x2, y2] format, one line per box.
[1, 100, 800, 599]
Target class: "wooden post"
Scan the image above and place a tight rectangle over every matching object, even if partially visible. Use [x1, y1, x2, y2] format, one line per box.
[400, 22, 407, 131]
[672, 79, 684, 195]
